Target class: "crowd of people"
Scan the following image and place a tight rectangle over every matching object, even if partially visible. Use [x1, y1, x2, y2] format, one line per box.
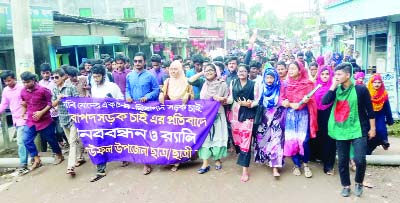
[0, 32, 394, 198]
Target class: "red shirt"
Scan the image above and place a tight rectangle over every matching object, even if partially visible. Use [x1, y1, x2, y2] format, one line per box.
[21, 84, 53, 130]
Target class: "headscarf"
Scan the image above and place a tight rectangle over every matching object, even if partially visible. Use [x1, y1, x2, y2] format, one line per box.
[315, 66, 334, 110]
[354, 71, 365, 85]
[367, 73, 388, 111]
[316, 56, 325, 67]
[284, 61, 318, 138]
[200, 65, 228, 100]
[166, 60, 190, 100]
[332, 52, 343, 65]
[261, 68, 280, 109]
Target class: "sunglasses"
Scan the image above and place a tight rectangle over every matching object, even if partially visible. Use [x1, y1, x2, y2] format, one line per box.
[134, 60, 143, 63]
[53, 76, 60, 80]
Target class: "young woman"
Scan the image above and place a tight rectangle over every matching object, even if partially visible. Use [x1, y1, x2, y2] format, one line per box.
[159, 60, 194, 172]
[281, 61, 317, 178]
[189, 64, 229, 174]
[367, 73, 394, 154]
[314, 66, 336, 175]
[227, 64, 260, 182]
[354, 71, 365, 85]
[254, 68, 286, 177]
[308, 62, 318, 83]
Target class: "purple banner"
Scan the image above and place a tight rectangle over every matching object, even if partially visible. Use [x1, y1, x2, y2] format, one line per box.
[62, 98, 220, 165]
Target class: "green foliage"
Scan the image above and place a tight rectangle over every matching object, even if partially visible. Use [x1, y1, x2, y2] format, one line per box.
[388, 120, 400, 137]
[248, 4, 317, 41]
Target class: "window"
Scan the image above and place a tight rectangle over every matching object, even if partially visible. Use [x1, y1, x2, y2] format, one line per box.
[123, 8, 135, 19]
[196, 7, 206, 21]
[79, 8, 92, 17]
[163, 7, 174, 22]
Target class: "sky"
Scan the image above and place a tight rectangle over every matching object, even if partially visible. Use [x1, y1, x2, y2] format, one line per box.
[248, 0, 320, 18]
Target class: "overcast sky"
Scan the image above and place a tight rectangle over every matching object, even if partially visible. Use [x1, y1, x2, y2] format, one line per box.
[248, 0, 320, 18]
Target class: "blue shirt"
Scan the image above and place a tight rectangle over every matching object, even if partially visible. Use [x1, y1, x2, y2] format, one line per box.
[126, 70, 160, 101]
[185, 68, 200, 99]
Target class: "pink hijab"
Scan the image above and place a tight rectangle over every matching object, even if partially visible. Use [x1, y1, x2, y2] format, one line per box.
[315, 66, 334, 110]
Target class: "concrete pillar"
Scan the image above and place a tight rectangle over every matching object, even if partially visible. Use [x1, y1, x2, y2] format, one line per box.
[11, 0, 35, 79]
[387, 21, 396, 73]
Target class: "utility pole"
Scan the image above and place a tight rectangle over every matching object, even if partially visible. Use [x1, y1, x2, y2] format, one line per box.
[11, 0, 35, 79]
[223, 0, 227, 52]
[0, 82, 10, 149]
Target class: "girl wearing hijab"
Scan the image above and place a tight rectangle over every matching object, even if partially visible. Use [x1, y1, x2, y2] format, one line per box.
[281, 61, 318, 178]
[188, 64, 229, 174]
[227, 64, 260, 182]
[332, 52, 343, 66]
[354, 71, 365, 85]
[159, 60, 194, 172]
[316, 55, 325, 67]
[367, 74, 394, 154]
[254, 68, 286, 177]
[314, 66, 336, 175]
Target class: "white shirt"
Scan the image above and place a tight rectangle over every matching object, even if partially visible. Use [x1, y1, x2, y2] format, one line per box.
[91, 81, 124, 99]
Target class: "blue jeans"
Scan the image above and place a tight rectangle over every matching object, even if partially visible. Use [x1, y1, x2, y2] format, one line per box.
[16, 126, 28, 167]
[23, 122, 62, 157]
[292, 132, 310, 168]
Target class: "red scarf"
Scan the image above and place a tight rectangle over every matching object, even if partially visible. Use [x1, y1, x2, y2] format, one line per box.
[283, 61, 318, 138]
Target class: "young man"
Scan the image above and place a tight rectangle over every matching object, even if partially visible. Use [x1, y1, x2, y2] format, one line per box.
[112, 54, 131, 97]
[322, 63, 375, 197]
[90, 64, 124, 182]
[225, 56, 239, 86]
[38, 63, 67, 150]
[276, 61, 288, 81]
[126, 52, 159, 175]
[186, 54, 204, 99]
[0, 71, 29, 175]
[51, 68, 84, 176]
[103, 57, 114, 72]
[149, 54, 165, 86]
[249, 60, 262, 83]
[20, 71, 64, 170]
[64, 66, 90, 97]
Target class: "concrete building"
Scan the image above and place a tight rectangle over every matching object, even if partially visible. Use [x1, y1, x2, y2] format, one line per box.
[324, 0, 400, 118]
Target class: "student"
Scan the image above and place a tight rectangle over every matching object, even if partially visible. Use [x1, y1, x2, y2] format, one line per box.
[322, 63, 375, 197]
[366, 73, 393, 154]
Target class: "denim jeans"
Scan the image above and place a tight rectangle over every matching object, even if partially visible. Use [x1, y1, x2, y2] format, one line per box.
[336, 136, 367, 186]
[23, 122, 62, 157]
[16, 126, 28, 167]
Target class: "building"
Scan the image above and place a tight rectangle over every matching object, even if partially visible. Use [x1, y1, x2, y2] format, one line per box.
[324, 0, 400, 118]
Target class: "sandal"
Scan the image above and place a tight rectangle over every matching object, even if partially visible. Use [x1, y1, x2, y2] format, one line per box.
[90, 173, 106, 182]
[197, 166, 210, 174]
[75, 159, 86, 167]
[273, 168, 280, 177]
[240, 172, 250, 182]
[30, 160, 42, 171]
[293, 167, 301, 176]
[304, 166, 313, 178]
[143, 166, 152, 175]
[326, 169, 334, 176]
[171, 164, 179, 172]
[215, 161, 222, 170]
[121, 161, 129, 167]
[66, 168, 76, 176]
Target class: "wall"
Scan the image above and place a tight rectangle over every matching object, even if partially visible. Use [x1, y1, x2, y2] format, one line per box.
[326, 0, 400, 25]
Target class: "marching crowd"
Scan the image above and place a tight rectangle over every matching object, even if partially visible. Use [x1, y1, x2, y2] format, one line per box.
[0, 32, 394, 198]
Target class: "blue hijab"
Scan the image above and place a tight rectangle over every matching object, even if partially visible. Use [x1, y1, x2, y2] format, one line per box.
[261, 68, 281, 109]
[332, 52, 343, 65]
